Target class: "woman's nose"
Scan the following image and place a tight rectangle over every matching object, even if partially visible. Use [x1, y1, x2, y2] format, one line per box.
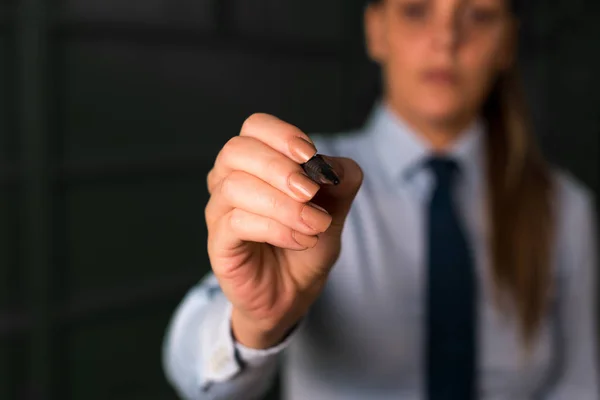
[429, 15, 462, 53]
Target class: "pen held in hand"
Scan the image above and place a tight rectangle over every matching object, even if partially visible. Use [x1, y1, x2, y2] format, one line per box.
[301, 154, 341, 186]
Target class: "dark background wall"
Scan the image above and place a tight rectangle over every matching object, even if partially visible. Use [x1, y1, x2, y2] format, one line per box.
[0, 0, 598, 399]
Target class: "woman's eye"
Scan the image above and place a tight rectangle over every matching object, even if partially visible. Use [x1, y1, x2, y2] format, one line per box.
[400, 2, 428, 19]
[467, 7, 500, 24]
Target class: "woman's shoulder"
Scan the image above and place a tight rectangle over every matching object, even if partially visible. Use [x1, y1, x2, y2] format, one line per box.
[551, 167, 596, 222]
[550, 167, 597, 275]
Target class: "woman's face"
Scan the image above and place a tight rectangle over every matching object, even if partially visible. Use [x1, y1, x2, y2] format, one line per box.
[365, 0, 515, 126]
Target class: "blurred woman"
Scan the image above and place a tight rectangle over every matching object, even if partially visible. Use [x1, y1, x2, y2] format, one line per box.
[163, 0, 598, 398]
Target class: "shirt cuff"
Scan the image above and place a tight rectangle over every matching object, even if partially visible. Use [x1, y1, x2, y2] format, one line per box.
[200, 296, 300, 386]
[199, 295, 241, 386]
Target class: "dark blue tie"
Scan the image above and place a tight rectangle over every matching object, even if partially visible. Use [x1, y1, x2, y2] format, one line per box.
[425, 157, 476, 400]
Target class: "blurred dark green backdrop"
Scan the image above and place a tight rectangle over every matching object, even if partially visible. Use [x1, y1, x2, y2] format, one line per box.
[0, 0, 598, 399]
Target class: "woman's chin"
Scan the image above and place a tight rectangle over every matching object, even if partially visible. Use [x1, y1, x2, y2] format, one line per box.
[411, 89, 472, 124]
[410, 96, 471, 125]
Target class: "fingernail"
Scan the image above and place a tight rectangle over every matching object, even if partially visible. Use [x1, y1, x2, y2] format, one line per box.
[308, 202, 328, 214]
[292, 231, 319, 248]
[301, 203, 332, 232]
[290, 137, 318, 164]
[289, 172, 320, 200]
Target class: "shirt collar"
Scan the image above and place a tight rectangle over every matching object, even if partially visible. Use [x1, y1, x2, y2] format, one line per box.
[365, 101, 486, 185]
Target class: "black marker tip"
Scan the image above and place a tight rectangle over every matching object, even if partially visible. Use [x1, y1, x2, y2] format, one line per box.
[302, 154, 341, 186]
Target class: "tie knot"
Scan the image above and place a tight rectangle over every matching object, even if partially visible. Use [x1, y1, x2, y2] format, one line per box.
[426, 156, 460, 187]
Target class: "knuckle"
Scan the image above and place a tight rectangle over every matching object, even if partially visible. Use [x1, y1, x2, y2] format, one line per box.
[206, 234, 215, 257]
[266, 193, 279, 211]
[204, 198, 216, 227]
[204, 199, 212, 224]
[241, 113, 267, 134]
[218, 176, 233, 203]
[265, 218, 285, 244]
[277, 226, 293, 245]
[265, 156, 283, 178]
[228, 208, 243, 232]
[219, 171, 239, 201]
[204, 199, 221, 232]
[206, 168, 215, 193]
[265, 217, 275, 232]
[220, 136, 241, 164]
[264, 218, 278, 237]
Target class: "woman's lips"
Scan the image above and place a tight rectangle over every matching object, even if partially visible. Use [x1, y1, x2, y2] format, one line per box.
[421, 68, 458, 85]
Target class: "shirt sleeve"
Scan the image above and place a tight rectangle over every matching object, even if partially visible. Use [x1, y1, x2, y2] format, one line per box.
[162, 273, 299, 400]
[548, 191, 599, 399]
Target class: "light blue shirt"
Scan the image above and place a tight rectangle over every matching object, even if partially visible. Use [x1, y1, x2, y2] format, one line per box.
[162, 103, 598, 400]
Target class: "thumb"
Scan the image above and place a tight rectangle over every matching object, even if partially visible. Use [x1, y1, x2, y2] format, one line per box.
[310, 155, 363, 235]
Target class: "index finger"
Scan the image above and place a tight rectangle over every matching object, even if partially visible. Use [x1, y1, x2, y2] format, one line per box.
[240, 113, 317, 164]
